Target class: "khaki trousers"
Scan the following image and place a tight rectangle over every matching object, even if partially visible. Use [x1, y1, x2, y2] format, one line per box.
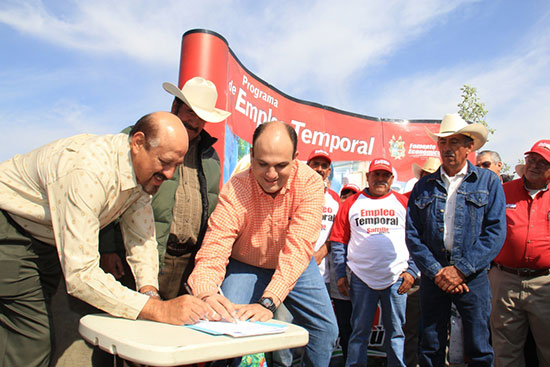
[489, 266, 550, 367]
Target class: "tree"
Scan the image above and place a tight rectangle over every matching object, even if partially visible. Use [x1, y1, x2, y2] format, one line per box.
[457, 85, 509, 173]
[457, 85, 495, 135]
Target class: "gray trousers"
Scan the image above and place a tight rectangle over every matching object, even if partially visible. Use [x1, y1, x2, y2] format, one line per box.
[0, 211, 61, 367]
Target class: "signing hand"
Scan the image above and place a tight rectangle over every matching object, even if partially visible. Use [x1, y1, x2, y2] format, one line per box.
[202, 294, 237, 323]
[138, 294, 212, 325]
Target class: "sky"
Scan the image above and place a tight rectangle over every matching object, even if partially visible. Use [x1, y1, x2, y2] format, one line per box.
[1, 0, 549, 171]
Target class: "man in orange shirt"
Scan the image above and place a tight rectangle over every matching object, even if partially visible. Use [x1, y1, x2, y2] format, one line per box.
[188, 121, 338, 367]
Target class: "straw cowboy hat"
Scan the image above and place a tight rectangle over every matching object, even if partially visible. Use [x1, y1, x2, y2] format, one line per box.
[515, 164, 525, 177]
[425, 113, 488, 151]
[163, 77, 231, 123]
[412, 157, 441, 179]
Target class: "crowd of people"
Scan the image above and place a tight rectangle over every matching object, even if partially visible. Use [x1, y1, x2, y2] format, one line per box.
[0, 76, 548, 367]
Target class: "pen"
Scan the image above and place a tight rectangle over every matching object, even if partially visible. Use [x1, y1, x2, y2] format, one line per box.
[183, 282, 194, 296]
[217, 285, 238, 324]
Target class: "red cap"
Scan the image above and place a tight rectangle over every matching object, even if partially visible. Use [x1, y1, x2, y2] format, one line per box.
[525, 139, 550, 163]
[341, 183, 360, 194]
[307, 149, 331, 164]
[368, 158, 393, 174]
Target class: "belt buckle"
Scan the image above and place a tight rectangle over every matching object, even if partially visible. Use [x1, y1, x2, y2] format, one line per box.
[517, 268, 531, 277]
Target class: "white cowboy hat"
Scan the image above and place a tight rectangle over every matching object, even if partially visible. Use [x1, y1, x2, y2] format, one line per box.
[163, 77, 231, 123]
[515, 164, 525, 177]
[425, 113, 488, 151]
[412, 157, 441, 179]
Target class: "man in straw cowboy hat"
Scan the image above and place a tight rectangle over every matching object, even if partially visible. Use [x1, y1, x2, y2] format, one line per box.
[51, 77, 231, 366]
[489, 139, 550, 366]
[405, 113, 506, 366]
[99, 76, 231, 299]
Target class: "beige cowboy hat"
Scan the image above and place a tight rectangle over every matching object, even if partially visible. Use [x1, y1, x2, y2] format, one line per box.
[412, 157, 441, 179]
[515, 164, 525, 177]
[163, 77, 231, 123]
[425, 113, 488, 151]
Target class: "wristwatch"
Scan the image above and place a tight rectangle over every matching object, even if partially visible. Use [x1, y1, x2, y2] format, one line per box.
[257, 297, 277, 313]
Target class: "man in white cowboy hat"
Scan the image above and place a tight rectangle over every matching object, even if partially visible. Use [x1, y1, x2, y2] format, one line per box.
[51, 77, 231, 366]
[490, 139, 550, 367]
[406, 113, 506, 366]
[99, 76, 231, 300]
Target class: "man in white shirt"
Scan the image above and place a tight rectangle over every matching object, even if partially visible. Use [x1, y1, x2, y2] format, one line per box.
[0, 111, 213, 366]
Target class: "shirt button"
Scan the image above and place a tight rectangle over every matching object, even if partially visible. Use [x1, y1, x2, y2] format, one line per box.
[440, 209, 444, 213]
[440, 228, 444, 232]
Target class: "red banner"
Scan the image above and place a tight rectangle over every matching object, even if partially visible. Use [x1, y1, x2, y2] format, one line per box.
[176, 29, 444, 192]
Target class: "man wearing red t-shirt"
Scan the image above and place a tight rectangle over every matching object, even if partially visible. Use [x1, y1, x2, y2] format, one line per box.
[490, 139, 550, 367]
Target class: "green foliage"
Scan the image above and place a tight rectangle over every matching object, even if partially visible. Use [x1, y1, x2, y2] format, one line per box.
[457, 85, 495, 135]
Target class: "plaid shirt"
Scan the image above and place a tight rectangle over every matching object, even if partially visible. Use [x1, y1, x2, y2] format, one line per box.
[189, 160, 324, 302]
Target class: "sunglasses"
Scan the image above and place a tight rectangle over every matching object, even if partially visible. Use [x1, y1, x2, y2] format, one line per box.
[476, 161, 492, 169]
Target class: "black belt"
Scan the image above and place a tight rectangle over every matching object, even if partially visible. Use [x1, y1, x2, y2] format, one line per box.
[166, 234, 196, 257]
[493, 263, 550, 278]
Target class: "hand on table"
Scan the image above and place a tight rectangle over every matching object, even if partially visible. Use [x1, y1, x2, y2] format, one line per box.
[201, 293, 237, 323]
[235, 303, 273, 322]
[139, 294, 214, 325]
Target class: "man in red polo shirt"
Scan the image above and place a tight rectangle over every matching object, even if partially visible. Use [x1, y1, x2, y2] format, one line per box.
[490, 139, 550, 367]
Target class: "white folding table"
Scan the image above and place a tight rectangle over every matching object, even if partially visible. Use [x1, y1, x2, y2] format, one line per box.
[79, 313, 308, 366]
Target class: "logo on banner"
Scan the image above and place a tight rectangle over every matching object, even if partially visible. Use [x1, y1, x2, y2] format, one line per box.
[388, 135, 406, 160]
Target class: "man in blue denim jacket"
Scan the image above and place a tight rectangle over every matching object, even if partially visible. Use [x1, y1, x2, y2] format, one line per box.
[406, 113, 506, 367]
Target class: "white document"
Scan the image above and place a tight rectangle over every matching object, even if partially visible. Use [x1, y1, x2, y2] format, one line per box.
[187, 319, 288, 338]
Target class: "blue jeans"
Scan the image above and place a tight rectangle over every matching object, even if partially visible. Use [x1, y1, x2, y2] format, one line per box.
[419, 271, 493, 367]
[220, 257, 338, 367]
[346, 272, 407, 367]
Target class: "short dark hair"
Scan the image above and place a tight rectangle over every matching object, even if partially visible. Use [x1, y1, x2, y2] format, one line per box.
[252, 121, 297, 156]
[129, 113, 159, 149]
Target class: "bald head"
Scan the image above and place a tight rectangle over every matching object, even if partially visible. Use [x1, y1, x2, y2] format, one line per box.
[252, 121, 297, 157]
[130, 111, 188, 194]
[250, 121, 298, 196]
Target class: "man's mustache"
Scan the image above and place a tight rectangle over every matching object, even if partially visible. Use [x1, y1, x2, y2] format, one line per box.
[154, 173, 168, 181]
[183, 121, 199, 133]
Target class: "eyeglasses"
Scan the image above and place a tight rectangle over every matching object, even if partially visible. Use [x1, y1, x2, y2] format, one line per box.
[525, 154, 550, 170]
[476, 161, 493, 169]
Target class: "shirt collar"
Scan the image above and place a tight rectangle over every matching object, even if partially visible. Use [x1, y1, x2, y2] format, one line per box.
[116, 134, 139, 191]
[441, 162, 468, 182]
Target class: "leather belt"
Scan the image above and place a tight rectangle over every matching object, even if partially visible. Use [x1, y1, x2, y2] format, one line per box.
[166, 234, 196, 257]
[493, 263, 550, 278]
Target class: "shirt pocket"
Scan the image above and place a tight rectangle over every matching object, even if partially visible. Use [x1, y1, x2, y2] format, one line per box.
[414, 195, 435, 210]
[465, 191, 489, 208]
